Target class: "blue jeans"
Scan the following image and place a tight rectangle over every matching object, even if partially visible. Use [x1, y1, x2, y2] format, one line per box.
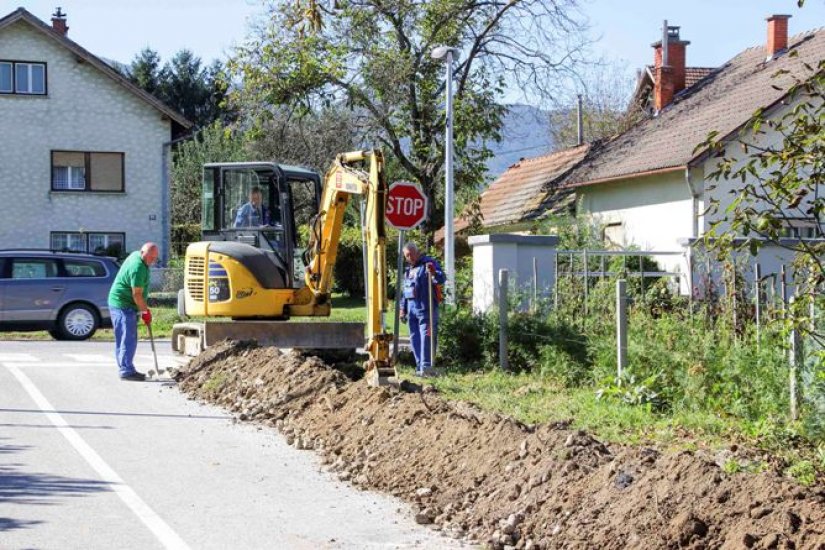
[408, 307, 437, 373]
[110, 306, 138, 377]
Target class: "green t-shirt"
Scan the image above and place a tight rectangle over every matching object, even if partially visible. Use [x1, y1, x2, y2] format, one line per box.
[108, 251, 150, 309]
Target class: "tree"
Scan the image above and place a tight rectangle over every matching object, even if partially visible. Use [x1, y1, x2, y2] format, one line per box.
[227, 0, 589, 235]
[171, 121, 247, 229]
[126, 48, 230, 129]
[699, 57, 824, 337]
[550, 61, 641, 149]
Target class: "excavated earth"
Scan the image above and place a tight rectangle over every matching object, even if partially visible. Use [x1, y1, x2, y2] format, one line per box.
[175, 342, 825, 550]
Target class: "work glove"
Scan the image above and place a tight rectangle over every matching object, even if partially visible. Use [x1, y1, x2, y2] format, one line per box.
[141, 309, 152, 325]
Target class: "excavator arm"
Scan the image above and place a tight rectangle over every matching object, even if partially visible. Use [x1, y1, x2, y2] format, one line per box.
[303, 149, 394, 384]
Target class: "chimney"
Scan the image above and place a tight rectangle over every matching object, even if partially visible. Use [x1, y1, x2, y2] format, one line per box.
[51, 7, 68, 36]
[767, 14, 791, 58]
[652, 20, 689, 111]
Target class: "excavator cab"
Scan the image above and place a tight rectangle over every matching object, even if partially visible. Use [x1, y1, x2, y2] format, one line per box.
[201, 162, 322, 289]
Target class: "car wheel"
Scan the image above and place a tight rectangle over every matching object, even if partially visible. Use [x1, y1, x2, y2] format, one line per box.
[58, 303, 99, 341]
[48, 329, 64, 340]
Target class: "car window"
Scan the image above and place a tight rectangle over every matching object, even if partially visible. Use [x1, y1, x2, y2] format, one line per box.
[11, 258, 59, 279]
[0, 257, 6, 278]
[64, 259, 107, 277]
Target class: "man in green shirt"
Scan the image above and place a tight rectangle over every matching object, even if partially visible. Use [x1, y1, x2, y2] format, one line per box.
[108, 242, 158, 381]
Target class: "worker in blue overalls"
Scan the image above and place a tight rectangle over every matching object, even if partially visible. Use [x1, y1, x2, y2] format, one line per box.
[399, 241, 446, 377]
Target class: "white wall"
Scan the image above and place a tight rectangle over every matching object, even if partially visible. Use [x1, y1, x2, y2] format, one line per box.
[469, 234, 558, 313]
[0, 21, 171, 257]
[578, 170, 693, 279]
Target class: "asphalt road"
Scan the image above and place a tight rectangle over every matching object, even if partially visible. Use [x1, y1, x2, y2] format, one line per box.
[0, 340, 464, 550]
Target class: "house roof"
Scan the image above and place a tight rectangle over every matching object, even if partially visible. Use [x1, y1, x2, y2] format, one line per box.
[438, 144, 590, 239]
[0, 8, 192, 130]
[565, 26, 824, 188]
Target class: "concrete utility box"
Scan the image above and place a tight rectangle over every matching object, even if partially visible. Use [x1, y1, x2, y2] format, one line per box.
[468, 234, 558, 313]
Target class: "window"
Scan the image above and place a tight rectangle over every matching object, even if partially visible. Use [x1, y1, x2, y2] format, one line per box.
[11, 259, 58, 279]
[51, 232, 86, 252]
[603, 222, 626, 249]
[0, 62, 11, 93]
[0, 60, 46, 95]
[88, 233, 124, 256]
[64, 259, 107, 277]
[51, 232, 125, 257]
[51, 151, 124, 192]
[779, 218, 820, 240]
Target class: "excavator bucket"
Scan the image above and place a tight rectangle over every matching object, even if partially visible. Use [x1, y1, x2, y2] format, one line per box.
[172, 321, 367, 356]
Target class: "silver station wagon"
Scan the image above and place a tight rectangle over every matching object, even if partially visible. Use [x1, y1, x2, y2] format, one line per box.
[0, 249, 119, 340]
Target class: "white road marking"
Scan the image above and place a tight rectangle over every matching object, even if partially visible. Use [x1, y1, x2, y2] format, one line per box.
[0, 353, 39, 362]
[4, 362, 191, 550]
[64, 353, 111, 363]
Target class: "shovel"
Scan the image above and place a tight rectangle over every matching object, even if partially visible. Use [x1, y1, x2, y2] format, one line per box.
[146, 321, 165, 378]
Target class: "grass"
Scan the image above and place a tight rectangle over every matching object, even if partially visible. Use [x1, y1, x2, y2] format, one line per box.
[394, 365, 823, 483]
[0, 294, 406, 341]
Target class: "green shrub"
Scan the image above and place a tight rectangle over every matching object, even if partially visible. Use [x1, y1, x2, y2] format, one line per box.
[437, 306, 492, 371]
[332, 225, 402, 297]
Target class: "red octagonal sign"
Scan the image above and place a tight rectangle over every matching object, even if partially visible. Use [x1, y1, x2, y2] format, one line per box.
[386, 181, 428, 230]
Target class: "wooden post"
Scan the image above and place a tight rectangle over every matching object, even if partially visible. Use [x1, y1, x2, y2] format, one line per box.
[754, 263, 762, 348]
[499, 269, 509, 371]
[554, 252, 560, 310]
[789, 295, 800, 421]
[583, 249, 589, 317]
[732, 265, 738, 333]
[781, 265, 788, 318]
[532, 256, 538, 313]
[616, 279, 627, 383]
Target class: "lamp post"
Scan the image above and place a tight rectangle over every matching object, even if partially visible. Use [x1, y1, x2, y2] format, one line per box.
[431, 46, 459, 305]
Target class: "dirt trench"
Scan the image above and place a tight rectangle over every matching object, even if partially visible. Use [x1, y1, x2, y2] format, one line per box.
[175, 342, 825, 550]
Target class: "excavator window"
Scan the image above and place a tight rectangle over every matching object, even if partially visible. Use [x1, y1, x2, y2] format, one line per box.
[287, 177, 318, 287]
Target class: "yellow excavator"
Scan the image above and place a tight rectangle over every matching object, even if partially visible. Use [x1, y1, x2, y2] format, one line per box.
[171, 149, 394, 385]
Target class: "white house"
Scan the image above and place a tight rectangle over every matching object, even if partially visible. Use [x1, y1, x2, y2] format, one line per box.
[0, 8, 191, 263]
[562, 15, 824, 290]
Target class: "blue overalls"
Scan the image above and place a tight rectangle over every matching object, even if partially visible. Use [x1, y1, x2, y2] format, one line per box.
[401, 255, 446, 374]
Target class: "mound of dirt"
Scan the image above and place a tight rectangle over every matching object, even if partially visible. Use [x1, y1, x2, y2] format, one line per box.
[177, 342, 825, 549]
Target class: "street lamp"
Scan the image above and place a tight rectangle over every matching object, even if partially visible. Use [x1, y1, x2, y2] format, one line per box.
[431, 45, 459, 305]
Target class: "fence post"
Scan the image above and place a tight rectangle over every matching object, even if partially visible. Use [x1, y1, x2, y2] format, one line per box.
[754, 263, 762, 349]
[789, 295, 800, 421]
[732, 265, 738, 334]
[582, 248, 590, 317]
[554, 252, 560, 310]
[616, 279, 627, 383]
[781, 265, 788, 318]
[499, 269, 509, 371]
[532, 257, 538, 313]
[639, 255, 645, 300]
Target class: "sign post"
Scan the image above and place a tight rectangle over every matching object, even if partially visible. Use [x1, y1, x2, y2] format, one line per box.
[385, 181, 429, 362]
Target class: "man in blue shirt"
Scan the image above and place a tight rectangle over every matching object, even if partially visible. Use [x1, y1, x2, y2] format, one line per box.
[399, 242, 446, 377]
[234, 186, 271, 227]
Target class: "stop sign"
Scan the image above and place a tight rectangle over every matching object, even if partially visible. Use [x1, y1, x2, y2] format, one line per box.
[386, 181, 428, 230]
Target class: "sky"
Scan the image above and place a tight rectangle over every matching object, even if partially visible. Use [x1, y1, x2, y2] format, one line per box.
[8, 0, 825, 74]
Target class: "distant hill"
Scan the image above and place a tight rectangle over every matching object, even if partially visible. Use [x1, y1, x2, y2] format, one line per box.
[483, 104, 554, 180]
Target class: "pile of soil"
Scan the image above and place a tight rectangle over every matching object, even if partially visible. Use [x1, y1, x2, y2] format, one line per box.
[176, 342, 825, 549]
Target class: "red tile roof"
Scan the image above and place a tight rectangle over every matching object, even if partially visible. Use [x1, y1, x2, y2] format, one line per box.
[438, 144, 589, 240]
[566, 28, 824, 187]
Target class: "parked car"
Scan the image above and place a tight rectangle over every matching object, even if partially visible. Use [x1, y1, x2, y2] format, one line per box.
[0, 249, 120, 340]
